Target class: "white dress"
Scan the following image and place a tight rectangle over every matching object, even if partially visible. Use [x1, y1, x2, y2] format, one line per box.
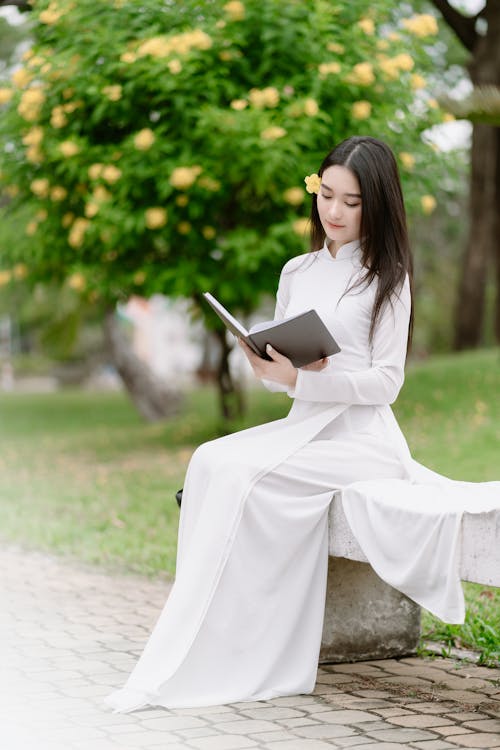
[106, 240, 499, 712]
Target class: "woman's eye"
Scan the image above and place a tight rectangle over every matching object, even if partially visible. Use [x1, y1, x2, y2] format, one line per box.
[346, 202, 360, 208]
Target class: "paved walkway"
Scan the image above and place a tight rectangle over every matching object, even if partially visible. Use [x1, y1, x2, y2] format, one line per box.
[1, 544, 499, 750]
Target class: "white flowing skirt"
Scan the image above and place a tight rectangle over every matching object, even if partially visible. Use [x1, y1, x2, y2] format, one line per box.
[106, 404, 499, 712]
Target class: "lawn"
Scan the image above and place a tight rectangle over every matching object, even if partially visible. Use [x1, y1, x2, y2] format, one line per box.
[0, 348, 498, 664]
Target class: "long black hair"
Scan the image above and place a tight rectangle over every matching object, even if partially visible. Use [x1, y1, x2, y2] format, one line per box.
[310, 136, 414, 349]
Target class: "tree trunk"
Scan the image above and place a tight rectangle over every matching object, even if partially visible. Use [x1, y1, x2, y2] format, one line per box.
[103, 309, 182, 421]
[214, 328, 245, 424]
[453, 0, 500, 349]
[494, 127, 500, 344]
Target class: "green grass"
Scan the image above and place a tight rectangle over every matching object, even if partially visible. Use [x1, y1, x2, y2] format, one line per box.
[0, 348, 498, 663]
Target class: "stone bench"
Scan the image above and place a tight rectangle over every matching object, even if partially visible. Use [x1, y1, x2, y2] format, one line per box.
[320, 494, 500, 662]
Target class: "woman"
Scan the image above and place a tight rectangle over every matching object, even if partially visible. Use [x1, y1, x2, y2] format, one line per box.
[106, 136, 499, 712]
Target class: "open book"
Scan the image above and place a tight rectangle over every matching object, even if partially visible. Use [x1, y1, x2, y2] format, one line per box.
[203, 292, 340, 368]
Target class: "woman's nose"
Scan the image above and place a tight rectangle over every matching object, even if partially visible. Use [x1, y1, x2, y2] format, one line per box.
[328, 200, 342, 219]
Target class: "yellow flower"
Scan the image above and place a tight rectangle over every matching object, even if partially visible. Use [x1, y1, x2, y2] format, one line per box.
[358, 18, 375, 35]
[168, 59, 182, 74]
[0, 270, 12, 286]
[442, 112, 455, 122]
[145, 207, 168, 229]
[93, 186, 112, 202]
[177, 221, 191, 234]
[393, 53, 414, 72]
[18, 88, 45, 121]
[249, 87, 280, 108]
[223, 1, 245, 21]
[421, 195, 436, 214]
[202, 226, 216, 240]
[26, 146, 43, 163]
[26, 221, 38, 236]
[399, 152, 415, 170]
[59, 140, 80, 157]
[411, 73, 426, 90]
[231, 99, 248, 110]
[318, 61, 341, 77]
[327, 42, 344, 54]
[68, 272, 86, 291]
[304, 174, 321, 194]
[292, 218, 310, 236]
[348, 62, 375, 86]
[120, 51, 137, 64]
[198, 176, 221, 191]
[51, 105, 68, 128]
[39, 6, 63, 25]
[22, 48, 34, 61]
[102, 84, 122, 102]
[283, 187, 305, 205]
[88, 163, 104, 180]
[351, 100, 372, 120]
[133, 270, 146, 285]
[36, 209, 48, 221]
[30, 178, 50, 198]
[170, 165, 203, 190]
[427, 98, 439, 109]
[261, 126, 287, 141]
[377, 39, 390, 51]
[303, 98, 319, 116]
[402, 14, 438, 37]
[63, 100, 82, 114]
[50, 185, 67, 201]
[68, 218, 90, 248]
[13, 263, 28, 280]
[11, 67, 33, 88]
[22, 126, 44, 146]
[134, 128, 155, 150]
[176, 194, 189, 206]
[102, 165, 122, 183]
[85, 202, 100, 218]
[62, 212, 74, 228]
[0, 87, 13, 104]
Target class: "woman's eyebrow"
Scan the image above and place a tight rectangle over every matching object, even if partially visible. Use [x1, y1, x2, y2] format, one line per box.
[320, 183, 361, 199]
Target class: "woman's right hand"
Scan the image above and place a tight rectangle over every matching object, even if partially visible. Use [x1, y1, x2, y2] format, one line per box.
[301, 357, 329, 372]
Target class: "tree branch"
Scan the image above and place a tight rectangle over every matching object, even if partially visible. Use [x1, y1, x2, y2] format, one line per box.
[430, 0, 479, 51]
[0, 1, 31, 11]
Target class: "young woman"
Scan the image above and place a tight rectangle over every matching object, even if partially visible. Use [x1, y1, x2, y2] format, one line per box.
[106, 136, 499, 713]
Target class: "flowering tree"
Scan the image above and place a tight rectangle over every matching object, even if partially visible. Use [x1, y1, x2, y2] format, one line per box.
[0, 0, 452, 420]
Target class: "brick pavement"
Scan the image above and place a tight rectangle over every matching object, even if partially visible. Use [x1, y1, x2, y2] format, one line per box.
[1, 544, 499, 750]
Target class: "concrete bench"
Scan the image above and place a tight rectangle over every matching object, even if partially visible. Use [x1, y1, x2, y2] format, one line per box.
[320, 494, 500, 662]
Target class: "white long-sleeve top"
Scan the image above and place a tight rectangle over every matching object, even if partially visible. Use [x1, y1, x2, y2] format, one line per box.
[262, 239, 411, 406]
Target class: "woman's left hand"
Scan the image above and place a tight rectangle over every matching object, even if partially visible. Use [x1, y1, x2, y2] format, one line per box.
[239, 340, 298, 389]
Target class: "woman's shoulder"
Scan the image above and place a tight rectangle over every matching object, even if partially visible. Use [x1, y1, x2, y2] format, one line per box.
[281, 249, 320, 275]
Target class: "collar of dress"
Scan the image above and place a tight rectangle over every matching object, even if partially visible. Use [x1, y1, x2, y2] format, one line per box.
[319, 239, 362, 262]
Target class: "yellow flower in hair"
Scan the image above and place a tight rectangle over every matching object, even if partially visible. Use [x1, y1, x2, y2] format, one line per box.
[304, 174, 321, 194]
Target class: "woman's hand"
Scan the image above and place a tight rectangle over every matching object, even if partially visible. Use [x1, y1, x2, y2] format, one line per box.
[239, 340, 298, 390]
[301, 357, 329, 372]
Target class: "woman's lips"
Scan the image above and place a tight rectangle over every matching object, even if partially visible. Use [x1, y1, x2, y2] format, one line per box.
[327, 222, 344, 229]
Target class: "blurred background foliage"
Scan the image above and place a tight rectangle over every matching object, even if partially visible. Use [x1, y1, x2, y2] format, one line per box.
[0, 0, 496, 418]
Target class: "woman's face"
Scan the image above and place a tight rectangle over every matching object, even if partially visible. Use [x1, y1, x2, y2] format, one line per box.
[316, 165, 362, 253]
